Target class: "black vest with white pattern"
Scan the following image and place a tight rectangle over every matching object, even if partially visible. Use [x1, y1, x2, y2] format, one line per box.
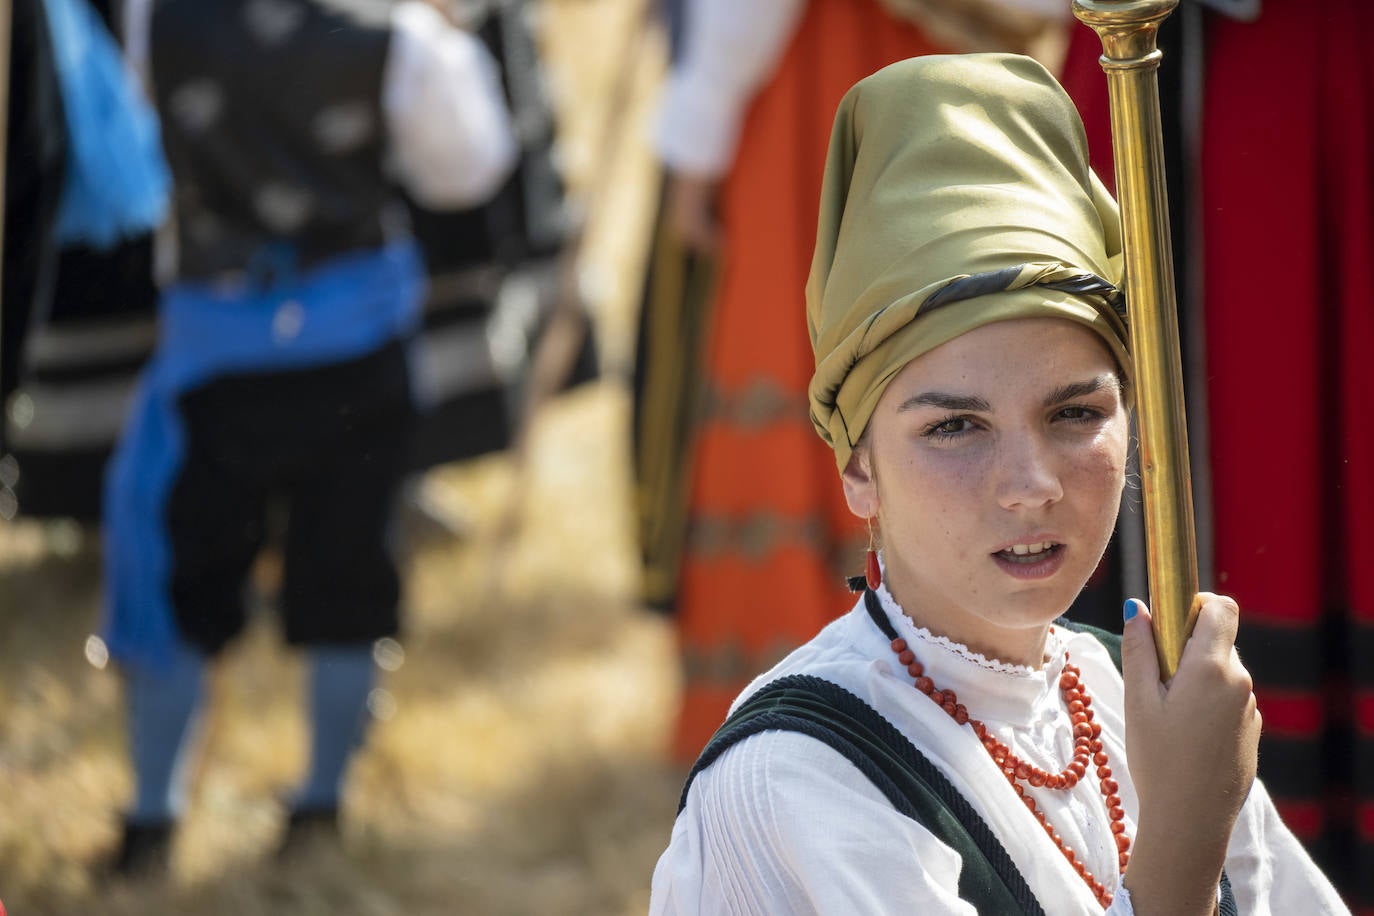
[151, 0, 393, 282]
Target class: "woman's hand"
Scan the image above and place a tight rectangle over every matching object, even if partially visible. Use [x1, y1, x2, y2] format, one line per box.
[665, 171, 721, 254]
[1119, 594, 1262, 916]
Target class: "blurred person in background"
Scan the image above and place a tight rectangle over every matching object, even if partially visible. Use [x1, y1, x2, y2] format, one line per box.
[3, 0, 586, 523]
[104, 0, 517, 874]
[0, 0, 169, 518]
[1, 0, 67, 463]
[3, 0, 167, 474]
[1, 0, 168, 522]
[634, 0, 1071, 762]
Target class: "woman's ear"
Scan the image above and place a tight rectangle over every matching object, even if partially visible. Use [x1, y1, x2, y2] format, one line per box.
[841, 442, 879, 520]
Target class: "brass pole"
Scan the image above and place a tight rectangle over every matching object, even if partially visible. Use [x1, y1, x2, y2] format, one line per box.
[1073, 0, 1199, 680]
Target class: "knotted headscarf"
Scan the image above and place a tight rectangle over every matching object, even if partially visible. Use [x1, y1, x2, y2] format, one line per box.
[806, 53, 1131, 472]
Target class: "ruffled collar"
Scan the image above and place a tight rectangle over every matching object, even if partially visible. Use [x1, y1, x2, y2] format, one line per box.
[871, 581, 1068, 725]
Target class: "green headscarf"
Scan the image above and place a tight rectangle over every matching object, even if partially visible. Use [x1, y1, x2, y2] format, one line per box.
[806, 53, 1131, 472]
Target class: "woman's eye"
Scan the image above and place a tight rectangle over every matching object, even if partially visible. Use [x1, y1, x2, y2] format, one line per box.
[1057, 405, 1102, 423]
[924, 416, 976, 438]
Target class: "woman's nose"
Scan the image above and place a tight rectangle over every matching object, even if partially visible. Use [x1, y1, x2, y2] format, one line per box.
[994, 433, 1064, 510]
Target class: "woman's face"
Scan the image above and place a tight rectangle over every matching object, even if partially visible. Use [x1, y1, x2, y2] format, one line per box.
[842, 318, 1129, 666]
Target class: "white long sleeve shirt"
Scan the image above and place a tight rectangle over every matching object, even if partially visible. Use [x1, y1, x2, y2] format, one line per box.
[651, 584, 1349, 915]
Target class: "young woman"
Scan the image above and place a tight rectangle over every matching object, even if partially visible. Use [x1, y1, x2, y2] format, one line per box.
[648, 54, 1348, 915]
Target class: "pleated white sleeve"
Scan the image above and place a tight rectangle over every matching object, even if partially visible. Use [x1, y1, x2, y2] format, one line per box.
[1222, 779, 1350, 915]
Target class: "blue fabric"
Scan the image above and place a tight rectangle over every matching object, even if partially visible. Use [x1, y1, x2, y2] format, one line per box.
[126, 639, 204, 824]
[44, 0, 169, 247]
[102, 241, 427, 671]
[294, 646, 376, 812]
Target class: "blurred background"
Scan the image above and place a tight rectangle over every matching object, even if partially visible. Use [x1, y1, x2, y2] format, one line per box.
[1, 0, 678, 912]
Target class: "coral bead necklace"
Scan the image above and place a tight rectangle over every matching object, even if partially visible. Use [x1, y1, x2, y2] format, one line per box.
[887, 632, 1132, 909]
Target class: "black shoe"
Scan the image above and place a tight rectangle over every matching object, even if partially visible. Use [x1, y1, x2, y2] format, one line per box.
[110, 819, 173, 878]
[276, 806, 340, 861]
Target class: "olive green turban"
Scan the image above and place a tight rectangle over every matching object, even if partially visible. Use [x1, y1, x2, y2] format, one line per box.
[806, 53, 1131, 472]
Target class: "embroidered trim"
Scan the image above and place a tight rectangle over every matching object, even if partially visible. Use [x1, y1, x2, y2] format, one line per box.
[874, 580, 1064, 677]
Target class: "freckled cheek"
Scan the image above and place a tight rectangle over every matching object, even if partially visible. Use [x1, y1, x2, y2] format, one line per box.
[896, 453, 987, 510]
[894, 454, 989, 555]
[1067, 441, 1128, 508]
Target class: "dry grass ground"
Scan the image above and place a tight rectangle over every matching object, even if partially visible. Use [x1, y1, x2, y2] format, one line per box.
[0, 1, 682, 912]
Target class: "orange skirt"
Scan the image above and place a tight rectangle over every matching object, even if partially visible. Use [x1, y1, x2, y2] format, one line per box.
[667, 0, 943, 761]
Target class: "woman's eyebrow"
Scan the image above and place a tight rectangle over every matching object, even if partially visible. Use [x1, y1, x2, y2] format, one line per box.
[1043, 375, 1119, 406]
[897, 392, 992, 412]
[897, 375, 1119, 413]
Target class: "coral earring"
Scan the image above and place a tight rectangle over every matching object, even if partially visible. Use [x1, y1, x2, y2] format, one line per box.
[865, 549, 882, 590]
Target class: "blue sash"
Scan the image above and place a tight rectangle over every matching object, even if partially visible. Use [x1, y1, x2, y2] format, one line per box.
[101, 241, 426, 670]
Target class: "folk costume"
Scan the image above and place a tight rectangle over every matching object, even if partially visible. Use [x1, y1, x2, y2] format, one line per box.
[649, 55, 1348, 915]
[104, 0, 516, 863]
[653, 584, 1342, 914]
[1059, 5, 1374, 906]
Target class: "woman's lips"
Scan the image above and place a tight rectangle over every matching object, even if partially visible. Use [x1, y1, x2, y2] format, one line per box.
[990, 542, 1066, 580]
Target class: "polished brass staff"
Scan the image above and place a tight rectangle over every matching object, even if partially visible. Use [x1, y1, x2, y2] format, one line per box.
[1072, 0, 1198, 680]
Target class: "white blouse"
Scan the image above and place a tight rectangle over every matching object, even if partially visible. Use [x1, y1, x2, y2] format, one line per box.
[650, 584, 1349, 915]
